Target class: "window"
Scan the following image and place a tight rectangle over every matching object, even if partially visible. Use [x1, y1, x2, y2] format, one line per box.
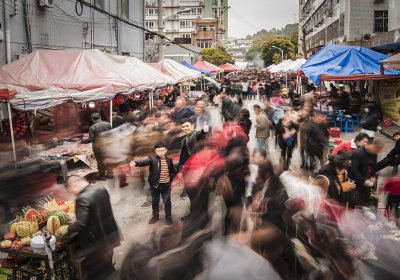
[95, 0, 105, 9]
[180, 20, 193, 28]
[180, 0, 201, 3]
[121, 0, 129, 19]
[212, 0, 218, 6]
[145, 21, 158, 29]
[209, 25, 215, 31]
[183, 33, 191, 38]
[374, 10, 388, 33]
[197, 39, 212, 48]
[212, 8, 218, 18]
[180, 8, 202, 16]
[146, 8, 158, 16]
[198, 25, 207, 31]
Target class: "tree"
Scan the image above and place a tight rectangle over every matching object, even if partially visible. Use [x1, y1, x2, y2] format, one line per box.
[260, 37, 295, 66]
[200, 47, 234, 65]
[289, 30, 299, 54]
[245, 46, 261, 61]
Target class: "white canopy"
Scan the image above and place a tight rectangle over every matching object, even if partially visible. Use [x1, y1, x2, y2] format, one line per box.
[148, 58, 202, 83]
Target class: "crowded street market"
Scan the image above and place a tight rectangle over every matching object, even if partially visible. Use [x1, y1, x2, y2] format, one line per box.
[1, 11, 400, 280]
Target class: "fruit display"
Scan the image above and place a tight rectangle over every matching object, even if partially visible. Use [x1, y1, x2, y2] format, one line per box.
[11, 240, 22, 250]
[4, 233, 15, 241]
[10, 221, 39, 237]
[47, 216, 61, 234]
[49, 210, 68, 225]
[40, 197, 68, 212]
[23, 208, 50, 223]
[21, 237, 31, 245]
[0, 240, 11, 248]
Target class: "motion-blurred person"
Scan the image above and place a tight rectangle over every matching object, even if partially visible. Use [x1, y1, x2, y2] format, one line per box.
[178, 118, 209, 202]
[221, 92, 234, 122]
[331, 132, 369, 155]
[306, 114, 329, 171]
[238, 108, 252, 138]
[193, 100, 212, 134]
[379, 176, 400, 220]
[172, 98, 193, 124]
[57, 176, 120, 279]
[316, 155, 353, 204]
[253, 104, 270, 157]
[276, 111, 298, 170]
[111, 104, 130, 128]
[80, 112, 112, 180]
[349, 139, 383, 206]
[131, 141, 176, 225]
[155, 99, 167, 116]
[360, 103, 379, 139]
[376, 131, 400, 173]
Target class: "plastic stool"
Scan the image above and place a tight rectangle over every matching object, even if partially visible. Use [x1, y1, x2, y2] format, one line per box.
[343, 119, 354, 132]
[351, 113, 359, 125]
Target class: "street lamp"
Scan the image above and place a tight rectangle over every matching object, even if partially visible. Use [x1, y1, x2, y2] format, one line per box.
[272, 45, 284, 61]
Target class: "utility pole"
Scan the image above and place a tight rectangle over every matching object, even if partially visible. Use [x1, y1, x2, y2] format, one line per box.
[157, 0, 164, 61]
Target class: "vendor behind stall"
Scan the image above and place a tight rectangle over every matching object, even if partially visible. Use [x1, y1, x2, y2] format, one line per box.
[80, 112, 111, 180]
[57, 176, 120, 279]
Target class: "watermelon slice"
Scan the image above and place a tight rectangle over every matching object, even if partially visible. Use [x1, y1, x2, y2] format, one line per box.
[24, 209, 39, 222]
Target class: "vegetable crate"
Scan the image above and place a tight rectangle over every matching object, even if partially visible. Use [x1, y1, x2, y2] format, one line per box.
[12, 255, 73, 280]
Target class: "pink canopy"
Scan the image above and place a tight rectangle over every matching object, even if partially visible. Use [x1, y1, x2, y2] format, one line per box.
[0, 49, 176, 109]
[193, 60, 222, 73]
[219, 64, 238, 73]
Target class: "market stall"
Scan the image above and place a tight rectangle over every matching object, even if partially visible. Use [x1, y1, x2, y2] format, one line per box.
[0, 198, 77, 279]
[148, 58, 202, 83]
[218, 64, 238, 73]
[299, 44, 400, 113]
[193, 60, 223, 74]
[181, 61, 212, 75]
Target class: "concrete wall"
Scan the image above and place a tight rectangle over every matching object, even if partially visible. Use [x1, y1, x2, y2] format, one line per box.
[0, 0, 145, 66]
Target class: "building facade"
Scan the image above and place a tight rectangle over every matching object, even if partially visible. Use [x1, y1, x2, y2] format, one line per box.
[145, 0, 228, 46]
[0, 0, 145, 66]
[227, 39, 252, 62]
[192, 18, 218, 48]
[298, 0, 400, 57]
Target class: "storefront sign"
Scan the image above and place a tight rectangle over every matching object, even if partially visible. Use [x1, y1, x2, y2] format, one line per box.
[379, 79, 400, 122]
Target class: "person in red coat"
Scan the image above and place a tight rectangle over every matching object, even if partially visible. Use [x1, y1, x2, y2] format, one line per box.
[331, 133, 369, 155]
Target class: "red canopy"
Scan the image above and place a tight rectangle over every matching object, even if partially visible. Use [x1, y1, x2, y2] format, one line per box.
[219, 64, 238, 73]
[193, 60, 221, 73]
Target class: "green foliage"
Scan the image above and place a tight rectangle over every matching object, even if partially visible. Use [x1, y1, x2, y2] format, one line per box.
[289, 30, 299, 54]
[245, 46, 261, 61]
[260, 37, 296, 66]
[200, 47, 234, 65]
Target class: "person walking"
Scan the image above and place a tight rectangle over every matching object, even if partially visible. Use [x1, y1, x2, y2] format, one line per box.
[80, 112, 112, 180]
[348, 139, 383, 206]
[172, 98, 193, 124]
[131, 141, 177, 225]
[56, 176, 121, 279]
[253, 104, 270, 157]
[376, 132, 400, 173]
[238, 108, 252, 138]
[360, 103, 379, 139]
[193, 100, 212, 134]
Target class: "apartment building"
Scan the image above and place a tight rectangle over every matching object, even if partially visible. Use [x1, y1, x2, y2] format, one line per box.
[298, 0, 400, 57]
[0, 0, 145, 65]
[145, 0, 228, 45]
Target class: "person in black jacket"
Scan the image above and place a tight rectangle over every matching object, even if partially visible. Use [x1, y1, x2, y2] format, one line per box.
[57, 176, 121, 279]
[131, 141, 177, 225]
[376, 132, 400, 172]
[81, 112, 112, 180]
[178, 118, 209, 215]
[348, 139, 383, 206]
[360, 103, 379, 139]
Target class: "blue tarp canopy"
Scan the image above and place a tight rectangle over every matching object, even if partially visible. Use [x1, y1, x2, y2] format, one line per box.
[300, 44, 400, 84]
[182, 61, 211, 75]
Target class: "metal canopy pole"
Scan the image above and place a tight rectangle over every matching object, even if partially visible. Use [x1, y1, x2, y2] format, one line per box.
[7, 102, 16, 162]
[110, 99, 113, 128]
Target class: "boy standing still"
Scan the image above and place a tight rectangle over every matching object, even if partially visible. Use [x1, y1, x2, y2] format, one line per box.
[131, 141, 176, 225]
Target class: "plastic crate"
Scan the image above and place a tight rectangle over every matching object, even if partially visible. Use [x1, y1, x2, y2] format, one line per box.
[13, 254, 73, 280]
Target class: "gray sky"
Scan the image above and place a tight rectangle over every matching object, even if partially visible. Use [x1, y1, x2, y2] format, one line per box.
[228, 0, 298, 38]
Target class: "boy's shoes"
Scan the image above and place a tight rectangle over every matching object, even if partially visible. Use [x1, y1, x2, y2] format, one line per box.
[166, 216, 173, 225]
[148, 216, 159, 224]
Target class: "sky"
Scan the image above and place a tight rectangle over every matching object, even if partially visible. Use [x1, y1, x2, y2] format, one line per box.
[228, 0, 298, 38]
